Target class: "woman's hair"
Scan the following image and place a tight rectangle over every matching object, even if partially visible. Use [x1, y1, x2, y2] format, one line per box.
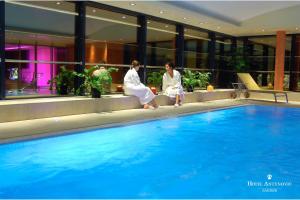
[131, 60, 140, 68]
[165, 62, 175, 69]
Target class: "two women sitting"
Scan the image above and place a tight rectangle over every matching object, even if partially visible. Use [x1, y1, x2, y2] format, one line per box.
[123, 60, 184, 109]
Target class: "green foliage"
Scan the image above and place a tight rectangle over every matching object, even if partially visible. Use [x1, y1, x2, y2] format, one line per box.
[198, 72, 211, 88]
[225, 47, 250, 72]
[48, 66, 75, 94]
[147, 71, 164, 88]
[75, 66, 118, 95]
[183, 69, 211, 89]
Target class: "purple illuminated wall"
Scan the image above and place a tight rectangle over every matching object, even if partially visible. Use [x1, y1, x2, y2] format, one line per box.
[5, 44, 59, 87]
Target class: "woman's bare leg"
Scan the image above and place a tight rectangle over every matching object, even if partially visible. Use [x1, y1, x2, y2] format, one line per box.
[175, 94, 180, 105]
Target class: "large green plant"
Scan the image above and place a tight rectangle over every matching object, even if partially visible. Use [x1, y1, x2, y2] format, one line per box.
[183, 69, 211, 90]
[147, 71, 164, 88]
[97, 67, 119, 94]
[183, 69, 199, 90]
[198, 72, 211, 88]
[48, 66, 74, 94]
[75, 65, 118, 95]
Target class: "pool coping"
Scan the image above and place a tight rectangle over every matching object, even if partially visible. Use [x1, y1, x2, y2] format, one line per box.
[0, 99, 245, 145]
[1, 99, 300, 145]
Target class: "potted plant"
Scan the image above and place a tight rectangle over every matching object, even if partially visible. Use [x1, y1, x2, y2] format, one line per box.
[75, 65, 118, 98]
[48, 66, 74, 95]
[183, 69, 200, 92]
[147, 71, 164, 94]
[198, 72, 211, 89]
[94, 67, 118, 94]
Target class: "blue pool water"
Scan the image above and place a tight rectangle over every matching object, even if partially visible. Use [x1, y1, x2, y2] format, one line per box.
[0, 105, 300, 198]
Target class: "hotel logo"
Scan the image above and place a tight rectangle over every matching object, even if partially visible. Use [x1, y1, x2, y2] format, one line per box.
[247, 174, 292, 193]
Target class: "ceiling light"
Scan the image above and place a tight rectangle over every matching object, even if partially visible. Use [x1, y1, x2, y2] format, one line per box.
[56, 1, 60, 5]
[183, 17, 187, 20]
[159, 10, 164, 14]
[122, 16, 126, 19]
[262, 29, 265, 32]
[147, 21, 150, 24]
[165, 25, 169, 28]
[296, 27, 299, 30]
[92, 9, 96, 13]
[130, 2, 136, 6]
[184, 29, 187, 32]
[217, 26, 221, 29]
[200, 22, 204, 25]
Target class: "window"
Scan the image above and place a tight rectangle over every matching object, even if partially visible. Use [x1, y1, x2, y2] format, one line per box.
[85, 6, 138, 85]
[147, 20, 177, 67]
[184, 28, 209, 69]
[5, 1, 76, 97]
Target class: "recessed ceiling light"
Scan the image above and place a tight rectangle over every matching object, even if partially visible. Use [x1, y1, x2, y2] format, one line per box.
[92, 9, 96, 13]
[56, 1, 61, 5]
[262, 29, 265, 32]
[183, 17, 187, 20]
[130, 2, 136, 6]
[159, 10, 164, 14]
[217, 26, 221, 29]
[296, 27, 299, 30]
[147, 21, 150, 24]
[122, 16, 126, 19]
[165, 25, 169, 28]
[200, 22, 204, 25]
[184, 29, 187, 32]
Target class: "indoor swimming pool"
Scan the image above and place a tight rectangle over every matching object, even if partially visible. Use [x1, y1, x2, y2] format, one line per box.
[0, 105, 299, 198]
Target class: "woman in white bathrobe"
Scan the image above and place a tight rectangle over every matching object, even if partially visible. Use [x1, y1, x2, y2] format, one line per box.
[124, 60, 158, 109]
[162, 62, 185, 107]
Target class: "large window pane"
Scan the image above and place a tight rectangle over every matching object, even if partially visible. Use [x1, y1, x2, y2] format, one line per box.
[184, 28, 209, 69]
[5, 1, 76, 97]
[85, 6, 138, 87]
[147, 20, 177, 67]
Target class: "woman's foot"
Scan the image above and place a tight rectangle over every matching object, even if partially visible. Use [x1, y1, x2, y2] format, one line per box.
[151, 100, 159, 109]
[143, 104, 150, 109]
[174, 103, 179, 107]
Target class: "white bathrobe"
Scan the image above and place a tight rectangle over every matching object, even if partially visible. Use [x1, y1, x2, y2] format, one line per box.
[124, 68, 156, 105]
[162, 70, 185, 100]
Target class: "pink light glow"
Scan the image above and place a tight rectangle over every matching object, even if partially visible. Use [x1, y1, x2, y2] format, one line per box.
[5, 45, 33, 51]
[37, 46, 51, 87]
[6, 44, 59, 87]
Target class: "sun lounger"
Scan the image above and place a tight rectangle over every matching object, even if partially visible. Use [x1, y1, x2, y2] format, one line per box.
[233, 73, 288, 103]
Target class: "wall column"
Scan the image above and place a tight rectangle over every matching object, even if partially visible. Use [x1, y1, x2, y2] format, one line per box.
[208, 32, 216, 85]
[137, 15, 147, 84]
[175, 24, 184, 72]
[0, 1, 5, 99]
[274, 31, 286, 91]
[74, 1, 86, 95]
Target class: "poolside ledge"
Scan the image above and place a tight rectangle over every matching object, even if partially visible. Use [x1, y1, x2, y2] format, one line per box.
[0, 89, 234, 123]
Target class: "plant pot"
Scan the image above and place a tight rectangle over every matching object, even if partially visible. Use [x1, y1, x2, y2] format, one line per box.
[187, 86, 194, 92]
[116, 85, 123, 92]
[150, 87, 157, 95]
[59, 85, 68, 95]
[91, 88, 101, 98]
